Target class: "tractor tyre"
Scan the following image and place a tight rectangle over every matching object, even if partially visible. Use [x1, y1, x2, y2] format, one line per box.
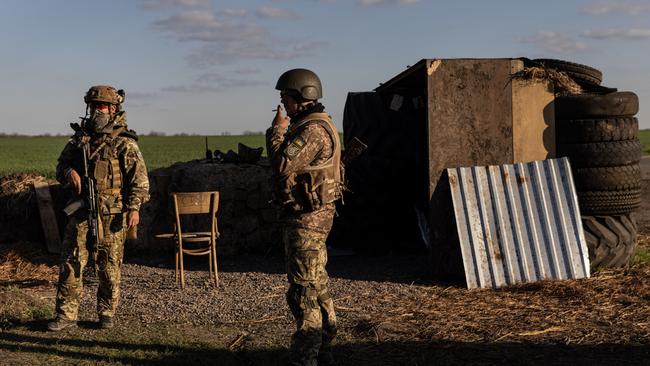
[582, 213, 638, 268]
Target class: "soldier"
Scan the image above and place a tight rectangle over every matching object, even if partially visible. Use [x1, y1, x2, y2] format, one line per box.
[266, 69, 343, 366]
[47, 85, 150, 331]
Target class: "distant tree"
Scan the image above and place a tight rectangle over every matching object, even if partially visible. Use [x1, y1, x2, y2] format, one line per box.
[242, 130, 263, 136]
[147, 131, 167, 136]
[221, 131, 231, 136]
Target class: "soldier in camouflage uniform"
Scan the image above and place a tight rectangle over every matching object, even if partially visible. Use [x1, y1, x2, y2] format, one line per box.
[47, 85, 149, 331]
[266, 69, 343, 366]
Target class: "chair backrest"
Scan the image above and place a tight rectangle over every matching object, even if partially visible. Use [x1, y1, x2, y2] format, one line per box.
[172, 192, 220, 237]
[172, 191, 219, 216]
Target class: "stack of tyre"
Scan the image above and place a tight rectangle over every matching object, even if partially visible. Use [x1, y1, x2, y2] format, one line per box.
[536, 59, 641, 269]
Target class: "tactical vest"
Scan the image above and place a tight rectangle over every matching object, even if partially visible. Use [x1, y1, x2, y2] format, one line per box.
[90, 136, 124, 215]
[278, 112, 343, 212]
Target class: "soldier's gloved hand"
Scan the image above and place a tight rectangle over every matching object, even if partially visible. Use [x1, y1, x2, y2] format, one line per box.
[68, 169, 82, 195]
[272, 105, 289, 130]
[127, 211, 139, 229]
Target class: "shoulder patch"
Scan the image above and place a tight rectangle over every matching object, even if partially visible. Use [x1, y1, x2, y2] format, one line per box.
[126, 149, 144, 161]
[284, 136, 306, 159]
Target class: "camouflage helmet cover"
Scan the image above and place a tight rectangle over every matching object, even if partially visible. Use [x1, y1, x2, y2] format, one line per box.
[84, 85, 124, 105]
[275, 68, 322, 100]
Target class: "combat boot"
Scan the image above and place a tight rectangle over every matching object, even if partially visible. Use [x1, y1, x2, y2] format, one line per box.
[47, 317, 77, 332]
[99, 315, 113, 329]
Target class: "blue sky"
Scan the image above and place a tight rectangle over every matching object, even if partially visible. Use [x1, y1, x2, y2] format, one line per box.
[0, 0, 648, 135]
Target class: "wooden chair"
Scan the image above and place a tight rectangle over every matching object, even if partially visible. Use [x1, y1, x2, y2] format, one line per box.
[171, 191, 220, 289]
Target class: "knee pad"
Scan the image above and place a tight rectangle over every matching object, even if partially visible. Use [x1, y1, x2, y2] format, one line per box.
[287, 284, 319, 317]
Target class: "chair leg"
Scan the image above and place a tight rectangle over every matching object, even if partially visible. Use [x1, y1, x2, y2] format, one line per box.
[208, 247, 213, 277]
[175, 249, 179, 286]
[179, 244, 185, 289]
[212, 243, 219, 287]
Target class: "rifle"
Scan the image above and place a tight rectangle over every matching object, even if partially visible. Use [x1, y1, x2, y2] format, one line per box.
[341, 136, 368, 165]
[338, 137, 368, 204]
[64, 122, 102, 271]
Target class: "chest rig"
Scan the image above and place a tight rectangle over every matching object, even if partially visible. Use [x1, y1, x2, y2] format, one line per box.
[278, 112, 343, 213]
[89, 136, 124, 214]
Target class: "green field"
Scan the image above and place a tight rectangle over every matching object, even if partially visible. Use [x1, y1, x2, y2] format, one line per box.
[0, 135, 266, 179]
[639, 129, 650, 155]
[2, 130, 650, 179]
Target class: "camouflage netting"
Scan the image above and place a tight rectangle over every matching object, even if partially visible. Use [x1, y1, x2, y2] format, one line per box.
[0, 160, 281, 257]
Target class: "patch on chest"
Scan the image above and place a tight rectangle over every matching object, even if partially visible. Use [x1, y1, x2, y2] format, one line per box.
[284, 136, 306, 160]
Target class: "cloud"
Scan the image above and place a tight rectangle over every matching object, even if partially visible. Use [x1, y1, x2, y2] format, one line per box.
[153, 11, 267, 43]
[185, 40, 328, 67]
[581, 28, 650, 40]
[519, 31, 588, 53]
[357, 0, 418, 6]
[161, 72, 266, 93]
[234, 68, 261, 75]
[125, 91, 160, 101]
[255, 6, 301, 19]
[139, 0, 211, 10]
[122, 91, 161, 108]
[153, 10, 328, 65]
[215, 8, 249, 19]
[581, 1, 650, 15]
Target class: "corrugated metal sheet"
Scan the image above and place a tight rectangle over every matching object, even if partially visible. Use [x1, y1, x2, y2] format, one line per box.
[447, 158, 590, 289]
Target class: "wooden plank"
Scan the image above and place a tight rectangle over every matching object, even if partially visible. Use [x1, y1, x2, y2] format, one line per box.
[33, 181, 61, 254]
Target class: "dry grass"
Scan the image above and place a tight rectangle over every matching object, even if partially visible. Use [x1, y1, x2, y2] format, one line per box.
[349, 264, 650, 346]
[0, 173, 46, 197]
[512, 66, 583, 95]
[0, 242, 57, 287]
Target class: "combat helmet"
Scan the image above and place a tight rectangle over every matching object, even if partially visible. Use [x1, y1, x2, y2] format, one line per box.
[275, 68, 322, 100]
[84, 85, 125, 105]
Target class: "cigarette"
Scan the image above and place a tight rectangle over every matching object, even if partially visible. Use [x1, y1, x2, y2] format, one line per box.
[272, 109, 278, 112]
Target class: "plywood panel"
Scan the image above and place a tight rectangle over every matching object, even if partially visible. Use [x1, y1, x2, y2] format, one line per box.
[512, 78, 556, 163]
[34, 181, 62, 254]
[427, 59, 516, 198]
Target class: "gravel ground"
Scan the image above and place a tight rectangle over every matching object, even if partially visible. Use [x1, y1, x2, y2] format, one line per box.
[72, 250, 431, 345]
[4, 234, 650, 365]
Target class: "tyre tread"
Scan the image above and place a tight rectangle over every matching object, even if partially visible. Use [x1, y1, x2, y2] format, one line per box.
[582, 213, 637, 268]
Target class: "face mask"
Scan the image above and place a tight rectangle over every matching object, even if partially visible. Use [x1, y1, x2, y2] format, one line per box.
[88, 110, 113, 134]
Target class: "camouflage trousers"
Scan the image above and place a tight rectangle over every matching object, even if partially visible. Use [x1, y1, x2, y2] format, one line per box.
[55, 213, 127, 321]
[284, 225, 337, 366]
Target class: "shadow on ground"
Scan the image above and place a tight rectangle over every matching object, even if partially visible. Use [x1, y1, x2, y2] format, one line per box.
[0, 326, 647, 366]
[126, 249, 437, 286]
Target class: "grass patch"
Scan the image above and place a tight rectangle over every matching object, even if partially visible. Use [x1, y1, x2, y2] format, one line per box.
[0, 286, 54, 328]
[0, 135, 266, 179]
[631, 245, 650, 265]
[640, 129, 650, 155]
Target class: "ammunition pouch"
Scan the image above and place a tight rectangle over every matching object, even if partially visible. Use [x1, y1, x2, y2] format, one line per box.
[92, 151, 124, 215]
[278, 174, 341, 213]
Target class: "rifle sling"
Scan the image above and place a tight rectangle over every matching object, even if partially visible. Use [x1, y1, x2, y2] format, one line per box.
[88, 126, 126, 161]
